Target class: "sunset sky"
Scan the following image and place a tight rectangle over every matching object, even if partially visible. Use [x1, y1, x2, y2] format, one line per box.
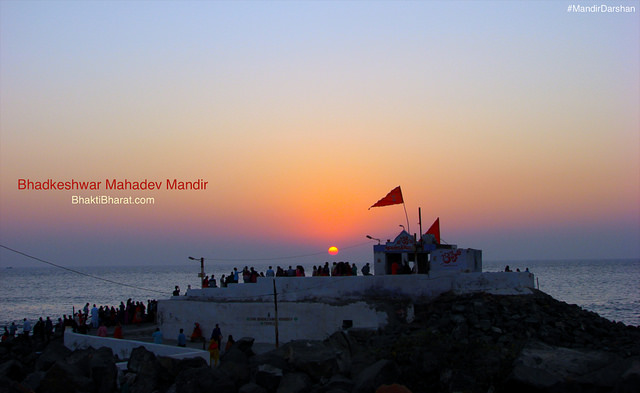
[1, 1, 638, 267]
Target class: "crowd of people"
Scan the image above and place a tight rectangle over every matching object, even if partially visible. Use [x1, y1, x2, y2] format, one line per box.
[191, 262, 373, 289]
[1, 298, 158, 343]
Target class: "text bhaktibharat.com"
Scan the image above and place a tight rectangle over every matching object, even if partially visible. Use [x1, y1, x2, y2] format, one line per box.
[71, 196, 155, 205]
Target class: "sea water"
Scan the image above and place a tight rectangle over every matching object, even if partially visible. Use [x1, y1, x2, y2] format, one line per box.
[0, 259, 638, 330]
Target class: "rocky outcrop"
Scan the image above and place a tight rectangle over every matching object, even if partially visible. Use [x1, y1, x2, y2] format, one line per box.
[1, 289, 639, 393]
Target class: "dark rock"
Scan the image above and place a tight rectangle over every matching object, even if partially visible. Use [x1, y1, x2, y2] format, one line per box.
[38, 359, 93, 393]
[175, 366, 225, 393]
[235, 337, 256, 357]
[251, 350, 289, 373]
[322, 374, 354, 392]
[618, 359, 640, 393]
[22, 370, 46, 391]
[35, 341, 71, 371]
[219, 346, 250, 386]
[352, 359, 399, 393]
[506, 341, 628, 391]
[64, 346, 94, 376]
[0, 359, 26, 382]
[279, 340, 341, 381]
[174, 356, 208, 375]
[239, 382, 268, 393]
[0, 375, 23, 393]
[127, 346, 157, 374]
[127, 347, 170, 393]
[255, 363, 283, 393]
[89, 347, 117, 393]
[276, 372, 312, 393]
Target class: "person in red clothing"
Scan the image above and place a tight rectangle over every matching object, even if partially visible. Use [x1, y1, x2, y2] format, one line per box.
[190, 322, 204, 342]
[208, 339, 219, 367]
[113, 322, 123, 339]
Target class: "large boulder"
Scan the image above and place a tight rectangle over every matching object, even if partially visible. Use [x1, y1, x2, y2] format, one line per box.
[35, 342, 71, 371]
[127, 347, 157, 374]
[127, 347, 170, 393]
[279, 340, 342, 381]
[239, 382, 268, 393]
[255, 363, 283, 393]
[89, 347, 117, 393]
[276, 372, 312, 393]
[21, 370, 46, 392]
[507, 341, 629, 391]
[175, 366, 234, 393]
[38, 359, 93, 393]
[219, 346, 251, 386]
[0, 360, 26, 382]
[352, 359, 399, 393]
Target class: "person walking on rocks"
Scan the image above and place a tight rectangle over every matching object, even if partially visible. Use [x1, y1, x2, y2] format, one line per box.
[211, 323, 222, 349]
[208, 339, 219, 367]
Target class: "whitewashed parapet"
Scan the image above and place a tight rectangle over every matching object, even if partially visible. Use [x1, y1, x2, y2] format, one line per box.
[63, 329, 210, 365]
[180, 272, 535, 303]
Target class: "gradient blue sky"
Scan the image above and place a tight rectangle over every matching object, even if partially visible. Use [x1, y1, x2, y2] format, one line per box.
[1, 1, 638, 267]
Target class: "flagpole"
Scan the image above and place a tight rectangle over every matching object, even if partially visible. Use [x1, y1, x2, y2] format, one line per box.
[403, 203, 410, 234]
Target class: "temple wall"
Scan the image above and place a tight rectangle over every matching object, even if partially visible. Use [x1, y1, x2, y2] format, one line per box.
[157, 272, 534, 345]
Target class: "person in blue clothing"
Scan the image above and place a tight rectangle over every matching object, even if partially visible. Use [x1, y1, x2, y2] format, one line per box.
[177, 328, 186, 347]
[152, 327, 163, 344]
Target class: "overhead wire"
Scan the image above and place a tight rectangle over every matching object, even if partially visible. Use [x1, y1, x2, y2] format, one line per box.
[0, 244, 170, 295]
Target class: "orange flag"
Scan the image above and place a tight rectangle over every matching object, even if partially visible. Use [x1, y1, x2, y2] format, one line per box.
[369, 186, 404, 209]
[426, 217, 440, 244]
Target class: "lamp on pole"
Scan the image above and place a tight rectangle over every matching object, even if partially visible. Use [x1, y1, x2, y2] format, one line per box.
[366, 235, 381, 245]
[188, 256, 205, 288]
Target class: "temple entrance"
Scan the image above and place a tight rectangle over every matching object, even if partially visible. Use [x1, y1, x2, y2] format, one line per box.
[385, 253, 402, 274]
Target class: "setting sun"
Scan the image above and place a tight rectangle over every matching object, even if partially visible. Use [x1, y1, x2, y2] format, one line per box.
[328, 246, 339, 256]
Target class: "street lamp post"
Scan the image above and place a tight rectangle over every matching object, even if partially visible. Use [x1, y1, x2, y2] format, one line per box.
[188, 256, 205, 288]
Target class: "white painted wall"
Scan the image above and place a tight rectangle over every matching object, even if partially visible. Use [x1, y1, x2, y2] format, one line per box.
[158, 273, 534, 345]
[64, 329, 210, 365]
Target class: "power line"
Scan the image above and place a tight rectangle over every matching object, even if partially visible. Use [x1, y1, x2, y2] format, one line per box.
[0, 244, 169, 295]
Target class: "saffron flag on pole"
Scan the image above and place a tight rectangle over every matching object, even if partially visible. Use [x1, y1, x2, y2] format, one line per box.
[426, 217, 440, 244]
[369, 186, 404, 209]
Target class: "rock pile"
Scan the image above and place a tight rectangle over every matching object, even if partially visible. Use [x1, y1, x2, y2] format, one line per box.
[1, 289, 639, 393]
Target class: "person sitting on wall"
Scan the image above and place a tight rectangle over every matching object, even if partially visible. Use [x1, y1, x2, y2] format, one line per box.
[361, 263, 371, 276]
